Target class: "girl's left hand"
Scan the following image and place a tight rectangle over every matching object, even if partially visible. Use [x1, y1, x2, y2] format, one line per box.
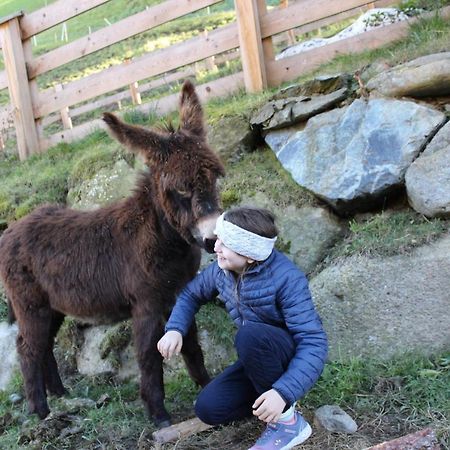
[252, 389, 286, 423]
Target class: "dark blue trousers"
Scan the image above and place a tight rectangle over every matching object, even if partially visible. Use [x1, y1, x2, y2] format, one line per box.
[195, 321, 295, 425]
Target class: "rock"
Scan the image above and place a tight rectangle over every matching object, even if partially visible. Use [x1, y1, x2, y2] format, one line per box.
[251, 88, 349, 131]
[277, 8, 410, 60]
[310, 233, 450, 360]
[9, 393, 23, 405]
[0, 322, 18, 391]
[207, 116, 259, 163]
[266, 98, 446, 215]
[76, 324, 139, 380]
[314, 405, 358, 433]
[239, 192, 346, 273]
[367, 52, 450, 98]
[67, 159, 138, 209]
[61, 397, 97, 414]
[406, 121, 450, 217]
[365, 428, 439, 449]
[272, 74, 353, 99]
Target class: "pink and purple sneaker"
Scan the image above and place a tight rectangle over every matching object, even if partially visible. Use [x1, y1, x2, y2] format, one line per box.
[249, 411, 312, 450]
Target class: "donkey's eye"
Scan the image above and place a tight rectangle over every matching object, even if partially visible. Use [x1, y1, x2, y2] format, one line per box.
[176, 189, 191, 198]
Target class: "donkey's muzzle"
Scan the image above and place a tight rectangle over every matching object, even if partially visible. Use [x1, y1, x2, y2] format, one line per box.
[203, 237, 217, 254]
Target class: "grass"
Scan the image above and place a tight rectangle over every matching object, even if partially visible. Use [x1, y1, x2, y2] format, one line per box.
[0, 349, 448, 448]
[330, 210, 449, 258]
[219, 147, 316, 210]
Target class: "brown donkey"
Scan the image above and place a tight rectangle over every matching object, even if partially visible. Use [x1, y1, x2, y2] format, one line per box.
[0, 80, 225, 427]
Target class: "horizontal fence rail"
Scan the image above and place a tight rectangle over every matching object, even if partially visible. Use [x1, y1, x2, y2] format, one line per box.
[1, 0, 447, 159]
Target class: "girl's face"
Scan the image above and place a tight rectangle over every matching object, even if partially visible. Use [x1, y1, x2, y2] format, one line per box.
[214, 238, 253, 273]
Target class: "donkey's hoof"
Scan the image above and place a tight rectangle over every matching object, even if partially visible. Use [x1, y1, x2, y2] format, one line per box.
[30, 405, 50, 420]
[156, 418, 172, 429]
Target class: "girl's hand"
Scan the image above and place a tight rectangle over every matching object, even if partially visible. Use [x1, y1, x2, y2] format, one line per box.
[252, 389, 286, 423]
[157, 330, 183, 360]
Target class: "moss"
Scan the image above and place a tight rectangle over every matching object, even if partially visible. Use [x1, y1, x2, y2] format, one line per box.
[56, 318, 85, 372]
[275, 236, 291, 254]
[221, 189, 241, 209]
[99, 321, 132, 369]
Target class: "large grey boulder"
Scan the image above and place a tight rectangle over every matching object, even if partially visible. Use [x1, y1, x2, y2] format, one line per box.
[310, 233, 450, 360]
[266, 98, 446, 215]
[67, 159, 138, 209]
[367, 52, 450, 98]
[207, 115, 258, 162]
[406, 121, 450, 217]
[0, 322, 18, 390]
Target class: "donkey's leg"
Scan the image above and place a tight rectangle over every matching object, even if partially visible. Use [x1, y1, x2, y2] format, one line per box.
[181, 320, 211, 387]
[131, 310, 171, 427]
[43, 310, 66, 397]
[15, 304, 53, 419]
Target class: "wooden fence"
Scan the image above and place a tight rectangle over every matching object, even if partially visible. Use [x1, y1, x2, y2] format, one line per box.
[0, 0, 447, 160]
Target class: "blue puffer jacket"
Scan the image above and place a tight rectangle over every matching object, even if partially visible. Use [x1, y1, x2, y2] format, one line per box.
[165, 249, 328, 405]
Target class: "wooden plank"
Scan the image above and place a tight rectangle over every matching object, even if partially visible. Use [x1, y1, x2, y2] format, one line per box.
[152, 418, 213, 446]
[34, 21, 240, 118]
[235, 0, 266, 92]
[42, 67, 196, 127]
[266, 7, 450, 86]
[27, 0, 223, 80]
[365, 428, 439, 450]
[259, 0, 396, 38]
[0, 18, 39, 159]
[42, 72, 244, 149]
[19, 0, 110, 39]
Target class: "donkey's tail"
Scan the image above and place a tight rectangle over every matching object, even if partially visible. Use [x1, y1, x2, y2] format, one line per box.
[7, 300, 16, 324]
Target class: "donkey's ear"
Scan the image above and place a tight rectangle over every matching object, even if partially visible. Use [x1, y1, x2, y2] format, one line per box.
[103, 112, 169, 163]
[179, 80, 205, 138]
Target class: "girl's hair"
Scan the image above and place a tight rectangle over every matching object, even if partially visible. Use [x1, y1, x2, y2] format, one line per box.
[223, 207, 278, 239]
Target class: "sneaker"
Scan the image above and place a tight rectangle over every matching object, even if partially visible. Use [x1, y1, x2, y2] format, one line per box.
[248, 411, 312, 450]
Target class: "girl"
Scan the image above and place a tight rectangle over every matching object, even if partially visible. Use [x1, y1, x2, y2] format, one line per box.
[158, 207, 327, 449]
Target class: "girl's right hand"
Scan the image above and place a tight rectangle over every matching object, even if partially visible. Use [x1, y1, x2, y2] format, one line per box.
[157, 330, 183, 360]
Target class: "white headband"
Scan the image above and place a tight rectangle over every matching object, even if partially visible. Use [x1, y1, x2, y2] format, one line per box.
[214, 213, 277, 261]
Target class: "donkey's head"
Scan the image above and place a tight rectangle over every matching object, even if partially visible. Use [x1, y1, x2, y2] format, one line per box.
[103, 80, 225, 252]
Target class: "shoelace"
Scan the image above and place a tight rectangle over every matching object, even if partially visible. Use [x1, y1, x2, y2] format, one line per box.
[258, 423, 280, 444]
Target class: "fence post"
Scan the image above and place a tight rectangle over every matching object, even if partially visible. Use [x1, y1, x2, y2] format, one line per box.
[125, 58, 142, 105]
[234, 0, 267, 93]
[55, 84, 73, 129]
[0, 13, 40, 160]
[257, 0, 275, 85]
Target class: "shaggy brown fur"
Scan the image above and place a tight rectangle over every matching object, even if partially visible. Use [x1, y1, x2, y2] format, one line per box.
[0, 80, 225, 427]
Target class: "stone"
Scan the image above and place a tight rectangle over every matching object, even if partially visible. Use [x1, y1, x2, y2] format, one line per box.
[251, 88, 349, 131]
[310, 233, 450, 360]
[367, 52, 450, 98]
[272, 74, 352, 99]
[67, 159, 138, 209]
[406, 121, 450, 217]
[239, 192, 345, 274]
[0, 322, 18, 391]
[277, 8, 409, 60]
[207, 116, 258, 163]
[314, 405, 358, 433]
[266, 98, 446, 215]
[9, 393, 23, 404]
